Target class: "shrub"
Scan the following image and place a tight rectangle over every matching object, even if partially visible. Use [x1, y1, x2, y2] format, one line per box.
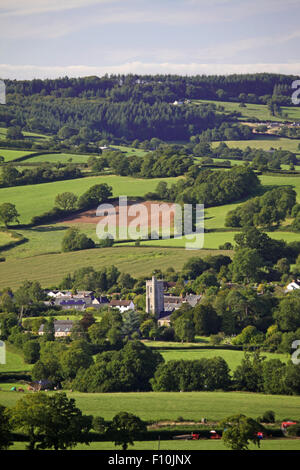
[262, 410, 275, 423]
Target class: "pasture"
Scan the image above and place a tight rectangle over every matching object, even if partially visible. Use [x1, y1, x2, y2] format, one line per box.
[212, 136, 300, 154]
[21, 152, 96, 164]
[0, 148, 36, 163]
[193, 99, 300, 122]
[1, 390, 300, 422]
[8, 439, 300, 451]
[0, 246, 230, 288]
[0, 174, 180, 225]
[159, 348, 289, 372]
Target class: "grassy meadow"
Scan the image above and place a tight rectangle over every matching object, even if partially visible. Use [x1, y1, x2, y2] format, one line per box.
[0, 174, 180, 225]
[1, 389, 300, 423]
[0, 246, 232, 288]
[193, 99, 300, 122]
[21, 152, 95, 164]
[0, 148, 37, 163]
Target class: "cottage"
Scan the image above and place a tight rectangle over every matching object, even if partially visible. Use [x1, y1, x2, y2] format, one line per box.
[157, 312, 172, 327]
[39, 320, 74, 338]
[109, 299, 135, 313]
[285, 280, 300, 292]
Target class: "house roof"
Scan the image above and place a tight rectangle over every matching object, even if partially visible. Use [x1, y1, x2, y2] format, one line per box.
[109, 299, 132, 307]
[39, 320, 74, 333]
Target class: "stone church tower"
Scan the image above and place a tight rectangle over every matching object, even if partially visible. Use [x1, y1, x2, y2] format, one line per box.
[146, 276, 164, 316]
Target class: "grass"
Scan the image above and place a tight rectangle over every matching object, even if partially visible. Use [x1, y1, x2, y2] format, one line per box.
[212, 136, 300, 154]
[0, 344, 32, 375]
[1, 390, 300, 422]
[0, 246, 230, 288]
[22, 152, 95, 164]
[0, 149, 36, 163]
[8, 438, 300, 451]
[0, 174, 180, 225]
[193, 100, 300, 122]
[0, 127, 49, 141]
[159, 348, 289, 373]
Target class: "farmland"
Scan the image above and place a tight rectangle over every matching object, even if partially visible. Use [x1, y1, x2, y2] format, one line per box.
[0, 246, 232, 288]
[193, 99, 300, 122]
[1, 389, 300, 423]
[0, 174, 180, 225]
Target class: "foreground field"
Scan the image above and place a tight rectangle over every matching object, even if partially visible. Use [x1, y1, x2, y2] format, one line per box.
[8, 438, 300, 451]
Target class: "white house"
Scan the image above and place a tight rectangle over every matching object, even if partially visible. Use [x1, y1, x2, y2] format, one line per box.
[109, 299, 135, 313]
[285, 280, 300, 292]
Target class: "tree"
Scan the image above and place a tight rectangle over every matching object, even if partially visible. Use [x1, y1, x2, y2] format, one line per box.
[60, 343, 94, 380]
[220, 414, 264, 450]
[230, 248, 263, 283]
[274, 292, 300, 332]
[23, 339, 40, 364]
[55, 192, 78, 211]
[61, 227, 95, 252]
[0, 203, 20, 227]
[10, 392, 92, 450]
[193, 304, 219, 335]
[0, 405, 13, 450]
[77, 183, 112, 210]
[1, 166, 20, 186]
[107, 411, 146, 451]
[173, 315, 195, 342]
[43, 318, 55, 341]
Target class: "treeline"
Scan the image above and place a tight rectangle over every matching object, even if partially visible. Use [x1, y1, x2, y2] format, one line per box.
[151, 352, 300, 395]
[2, 73, 299, 143]
[147, 166, 260, 206]
[0, 164, 82, 188]
[225, 187, 297, 228]
[102, 148, 193, 177]
[5, 73, 298, 104]
[191, 141, 298, 167]
[192, 122, 253, 142]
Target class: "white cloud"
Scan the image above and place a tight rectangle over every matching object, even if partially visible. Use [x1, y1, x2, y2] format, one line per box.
[0, 62, 299, 80]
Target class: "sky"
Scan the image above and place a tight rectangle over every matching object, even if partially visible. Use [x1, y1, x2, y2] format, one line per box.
[0, 0, 300, 79]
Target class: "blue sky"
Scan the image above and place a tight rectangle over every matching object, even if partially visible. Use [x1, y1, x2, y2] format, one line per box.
[0, 0, 300, 79]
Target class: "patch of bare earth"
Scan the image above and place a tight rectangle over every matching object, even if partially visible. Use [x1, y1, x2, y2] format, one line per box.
[57, 199, 176, 230]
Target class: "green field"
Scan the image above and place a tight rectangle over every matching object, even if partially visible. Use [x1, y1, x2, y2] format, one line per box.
[0, 148, 36, 163]
[212, 136, 300, 154]
[0, 345, 32, 375]
[193, 99, 300, 122]
[0, 246, 231, 288]
[0, 174, 180, 225]
[0, 127, 49, 141]
[0, 390, 299, 422]
[22, 152, 95, 164]
[160, 348, 289, 372]
[8, 438, 300, 451]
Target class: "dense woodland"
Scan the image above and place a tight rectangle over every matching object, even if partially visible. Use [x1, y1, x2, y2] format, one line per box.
[1, 73, 299, 143]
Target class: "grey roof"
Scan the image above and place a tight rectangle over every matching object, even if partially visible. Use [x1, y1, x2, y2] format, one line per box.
[39, 320, 74, 333]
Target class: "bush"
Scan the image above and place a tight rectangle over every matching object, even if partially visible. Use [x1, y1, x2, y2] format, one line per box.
[92, 416, 107, 434]
[61, 228, 95, 252]
[286, 423, 300, 437]
[262, 410, 275, 423]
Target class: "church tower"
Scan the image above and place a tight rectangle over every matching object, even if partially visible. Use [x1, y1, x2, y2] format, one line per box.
[146, 276, 164, 316]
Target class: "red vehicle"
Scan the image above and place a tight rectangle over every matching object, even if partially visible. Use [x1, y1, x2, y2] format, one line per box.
[281, 421, 297, 434]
